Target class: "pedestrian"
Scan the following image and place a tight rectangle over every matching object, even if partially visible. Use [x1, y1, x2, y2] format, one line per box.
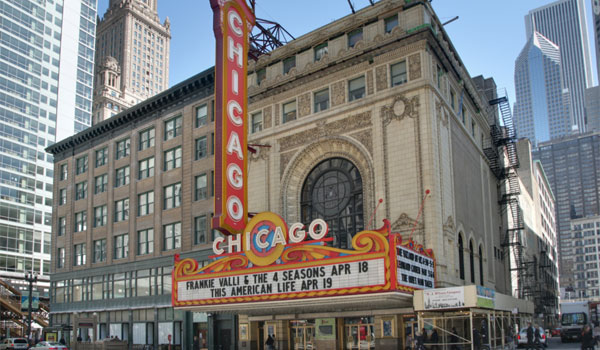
[59, 337, 66, 345]
[193, 335, 200, 350]
[583, 324, 595, 350]
[526, 322, 534, 350]
[266, 334, 275, 350]
[431, 329, 439, 349]
[449, 327, 459, 350]
[533, 324, 541, 349]
[593, 322, 600, 348]
[417, 331, 425, 350]
[473, 328, 481, 350]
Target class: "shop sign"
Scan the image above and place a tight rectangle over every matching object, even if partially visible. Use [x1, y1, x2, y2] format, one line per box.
[210, 0, 255, 235]
[476, 285, 495, 308]
[423, 287, 465, 310]
[172, 213, 436, 308]
[396, 241, 435, 289]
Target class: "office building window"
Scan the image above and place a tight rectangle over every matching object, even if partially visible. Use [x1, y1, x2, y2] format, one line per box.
[348, 76, 365, 101]
[139, 128, 155, 150]
[116, 138, 131, 159]
[114, 198, 130, 222]
[195, 174, 207, 201]
[251, 112, 263, 134]
[314, 42, 328, 61]
[115, 166, 130, 187]
[256, 68, 266, 85]
[390, 61, 407, 86]
[384, 15, 398, 33]
[138, 229, 154, 255]
[283, 56, 296, 74]
[163, 222, 181, 250]
[195, 215, 207, 245]
[196, 104, 207, 127]
[57, 248, 65, 268]
[138, 191, 154, 216]
[195, 137, 207, 160]
[283, 100, 297, 123]
[58, 217, 66, 236]
[95, 174, 108, 194]
[348, 28, 363, 48]
[164, 116, 182, 140]
[75, 181, 87, 200]
[96, 147, 108, 167]
[114, 234, 129, 259]
[93, 239, 106, 263]
[164, 183, 182, 209]
[94, 205, 107, 227]
[75, 211, 87, 232]
[450, 90, 456, 111]
[314, 89, 329, 113]
[74, 243, 86, 266]
[60, 164, 68, 180]
[139, 157, 155, 179]
[164, 147, 182, 171]
[59, 189, 67, 205]
[76, 155, 88, 175]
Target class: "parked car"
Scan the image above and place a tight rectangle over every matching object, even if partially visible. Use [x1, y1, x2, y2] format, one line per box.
[551, 328, 561, 337]
[0, 338, 29, 350]
[517, 327, 547, 348]
[32, 341, 68, 350]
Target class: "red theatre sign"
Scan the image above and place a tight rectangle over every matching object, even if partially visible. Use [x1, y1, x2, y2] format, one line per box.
[210, 0, 255, 235]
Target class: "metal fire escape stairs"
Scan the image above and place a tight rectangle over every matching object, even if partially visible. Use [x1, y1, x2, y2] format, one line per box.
[484, 91, 533, 300]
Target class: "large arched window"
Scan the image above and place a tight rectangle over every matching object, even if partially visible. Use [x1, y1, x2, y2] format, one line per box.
[458, 234, 465, 280]
[469, 240, 475, 283]
[301, 158, 364, 249]
[479, 245, 484, 286]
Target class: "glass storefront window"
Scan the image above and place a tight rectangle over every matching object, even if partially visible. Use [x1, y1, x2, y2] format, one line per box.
[344, 317, 374, 350]
[158, 322, 173, 345]
[109, 323, 122, 339]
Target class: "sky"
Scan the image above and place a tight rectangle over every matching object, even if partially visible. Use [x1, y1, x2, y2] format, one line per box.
[97, 0, 599, 106]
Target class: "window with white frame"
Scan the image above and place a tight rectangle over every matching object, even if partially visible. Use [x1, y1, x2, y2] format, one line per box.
[348, 76, 365, 101]
[282, 100, 297, 123]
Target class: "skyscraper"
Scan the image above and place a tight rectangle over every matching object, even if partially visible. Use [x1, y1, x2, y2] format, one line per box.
[514, 32, 571, 145]
[0, 0, 97, 296]
[93, 0, 171, 123]
[525, 0, 594, 134]
[592, 0, 600, 80]
[533, 132, 600, 293]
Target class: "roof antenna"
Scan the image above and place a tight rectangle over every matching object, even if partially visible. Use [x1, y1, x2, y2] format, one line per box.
[347, 0, 355, 14]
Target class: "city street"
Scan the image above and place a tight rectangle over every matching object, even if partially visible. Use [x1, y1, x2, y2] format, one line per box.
[544, 336, 582, 350]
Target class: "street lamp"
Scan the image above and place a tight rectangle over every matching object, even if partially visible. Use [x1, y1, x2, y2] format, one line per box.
[24, 272, 37, 344]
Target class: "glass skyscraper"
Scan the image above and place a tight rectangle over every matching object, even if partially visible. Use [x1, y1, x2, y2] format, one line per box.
[514, 31, 571, 146]
[533, 132, 600, 293]
[0, 0, 97, 296]
[525, 0, 593, 135]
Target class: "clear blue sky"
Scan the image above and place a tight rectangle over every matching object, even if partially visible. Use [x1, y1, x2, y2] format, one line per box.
[98, 0, 598, 105]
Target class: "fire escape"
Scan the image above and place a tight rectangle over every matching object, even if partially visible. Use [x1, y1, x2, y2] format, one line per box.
[483, 91, 532, 299]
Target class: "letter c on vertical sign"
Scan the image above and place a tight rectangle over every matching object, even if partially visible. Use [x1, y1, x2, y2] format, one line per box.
[228, 9, 243, 37]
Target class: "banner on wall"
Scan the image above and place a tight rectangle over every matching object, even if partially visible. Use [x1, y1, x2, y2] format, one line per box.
[172, 213, 435, 308]
[423, 287, 465, 310]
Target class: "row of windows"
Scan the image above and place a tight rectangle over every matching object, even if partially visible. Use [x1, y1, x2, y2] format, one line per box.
[59, 104, 214, 181]
[250, 60, 407, 133]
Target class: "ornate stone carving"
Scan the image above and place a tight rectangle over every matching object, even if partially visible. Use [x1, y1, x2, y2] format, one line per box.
[274, 103, 280, 126]
[443, 216, 455, 231]
[350, 129, 373, 155]
[280, 151, 297, 177]
[331, 81, 346, 107]
[279, 111, 372, 152]
[263, 105, 272, 129]
[381, 95, 420, 126]
[408, 53, 422, 80]
[375, 65, 388, 92]
[298, 92, 311, 118]
[366, 70, 374, 96]
[436, 101, 448, 127]
[391, 213, 422, 232]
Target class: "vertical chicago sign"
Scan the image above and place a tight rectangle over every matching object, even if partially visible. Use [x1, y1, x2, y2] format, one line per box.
[210, 0, 255, 235]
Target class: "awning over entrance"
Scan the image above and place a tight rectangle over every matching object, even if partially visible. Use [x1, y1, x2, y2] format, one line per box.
[177, 291, 413, 316]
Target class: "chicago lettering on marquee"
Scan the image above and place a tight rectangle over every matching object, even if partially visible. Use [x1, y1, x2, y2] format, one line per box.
[210, 0, 255, 235]
[172, 214, 436, 308]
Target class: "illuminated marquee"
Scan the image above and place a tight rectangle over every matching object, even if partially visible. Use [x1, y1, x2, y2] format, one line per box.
[172, 213, 435, 307]
[210, 0, 255, 235]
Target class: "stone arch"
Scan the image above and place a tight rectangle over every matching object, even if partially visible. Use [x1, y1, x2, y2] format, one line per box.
[457, 232, 465, 281]
[280, 136, 375, 224]
[478, 243, 484, 286]
[469, 238, 475, 284]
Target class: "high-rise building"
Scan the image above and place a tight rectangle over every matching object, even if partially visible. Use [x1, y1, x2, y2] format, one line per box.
[93, 0, 171, 124]
[592, 0, 600, 79]
[514, 31, 571, 145]
[533, 132, 600, 293]
[568, 215, 600, 299]
[585, 86, 600, 132]
[0, 0, 97, 301]
[525, 0, 594, 135]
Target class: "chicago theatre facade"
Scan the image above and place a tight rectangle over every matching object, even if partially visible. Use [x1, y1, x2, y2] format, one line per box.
[47, 1, 526, 349]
